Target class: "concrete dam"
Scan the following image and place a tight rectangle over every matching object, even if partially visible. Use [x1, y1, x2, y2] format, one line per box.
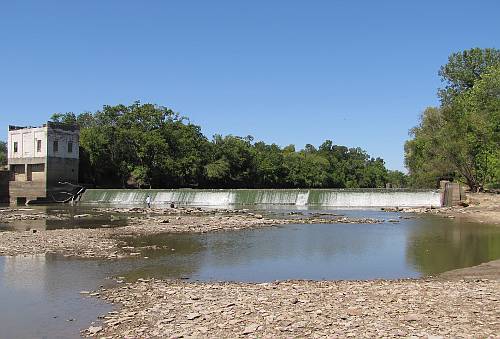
[81, 189, 443, 208]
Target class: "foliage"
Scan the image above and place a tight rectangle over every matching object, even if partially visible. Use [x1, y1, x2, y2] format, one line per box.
[386, 170, 408, 188]
[405, 48, 500, 190]
[51, 103, 396, 189]
[438, 48, 500, 104]
[0, 141, 6, 166]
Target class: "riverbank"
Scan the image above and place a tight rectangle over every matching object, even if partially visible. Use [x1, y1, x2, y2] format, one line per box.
[0, 207, 382, 258]
[385, 193, 500, 225]
[83, 261, 500, 338]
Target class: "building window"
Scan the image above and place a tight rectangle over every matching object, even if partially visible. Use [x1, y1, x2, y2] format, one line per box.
[37, 140, 42, 152]
[53, 140, 58, 152]
[68, 142, 73, 153]
[13, 142, 18, 153]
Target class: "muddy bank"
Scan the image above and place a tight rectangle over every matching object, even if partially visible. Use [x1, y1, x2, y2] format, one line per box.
[0, 207, 382, 258]
[439, 259, 500, 281]
[384, 193, 500, 225]
[83, 267, 500, 338]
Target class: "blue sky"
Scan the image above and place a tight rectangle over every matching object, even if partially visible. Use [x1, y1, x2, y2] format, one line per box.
[1, 1, 499, 171]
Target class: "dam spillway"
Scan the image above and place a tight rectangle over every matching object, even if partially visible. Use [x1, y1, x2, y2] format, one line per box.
[80, 189, 443, 208]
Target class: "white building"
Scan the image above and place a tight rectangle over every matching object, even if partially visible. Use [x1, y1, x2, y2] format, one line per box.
[7, 122, 80, 204]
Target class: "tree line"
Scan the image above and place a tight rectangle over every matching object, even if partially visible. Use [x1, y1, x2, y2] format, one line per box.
[48, 103, 405, 189]
[404, 48, 500, 191]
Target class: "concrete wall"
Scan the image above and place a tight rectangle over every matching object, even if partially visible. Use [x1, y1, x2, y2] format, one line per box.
[46, 157, 79, 187]
[8, 126, 48, 159]
[47, 127, 79, 159]
[9, 180, 46, 205]
[0, 170, 10, 203]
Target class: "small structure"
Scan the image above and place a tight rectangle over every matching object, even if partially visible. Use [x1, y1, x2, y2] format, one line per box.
[441, 181, 466, 206]
[7, 122, 80, 205]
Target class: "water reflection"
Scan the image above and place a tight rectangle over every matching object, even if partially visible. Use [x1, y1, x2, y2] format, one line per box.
[0, 205, 128, 231]
[117, 213, 500, 282]
[0, 255, 113, 339]
[406, 216, 500, 275]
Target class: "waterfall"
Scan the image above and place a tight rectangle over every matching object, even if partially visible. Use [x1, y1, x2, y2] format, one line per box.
[81, 189, 442, 207]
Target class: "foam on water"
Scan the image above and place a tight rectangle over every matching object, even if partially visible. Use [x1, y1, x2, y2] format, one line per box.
[81, 189, 442, 207]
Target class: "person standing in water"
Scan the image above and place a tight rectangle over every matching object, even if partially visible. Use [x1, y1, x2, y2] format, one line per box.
[145, 194, 152, 208]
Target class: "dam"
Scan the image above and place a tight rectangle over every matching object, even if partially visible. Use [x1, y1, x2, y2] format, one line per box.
[80, 188, 443, 208]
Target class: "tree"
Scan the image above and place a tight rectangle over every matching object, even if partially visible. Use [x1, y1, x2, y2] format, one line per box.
[406, 48, 500, 190]
[438, 48, 500, 104]
[386, 170, 408, 188]
[283, 151, 329, 188]
[0, 141, 6, 166]
[404, 107, 456, 188]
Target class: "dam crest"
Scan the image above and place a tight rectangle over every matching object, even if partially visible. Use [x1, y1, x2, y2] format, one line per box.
[81, 189, 443, 208]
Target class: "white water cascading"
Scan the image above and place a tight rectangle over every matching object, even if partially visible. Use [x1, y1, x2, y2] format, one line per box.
[81, 189, 442, 208]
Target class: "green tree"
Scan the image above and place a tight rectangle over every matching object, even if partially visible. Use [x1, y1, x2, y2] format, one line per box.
[438, 48, 500, 104]
[404, 107, 456, 188]
[406, 48, 500, 191]
[0, 141, 6, 166]
[253, 142, 287, 188]
[205, 135, 256, 188]
[386, 170, 408, 188]
[283, 151, 329, 188]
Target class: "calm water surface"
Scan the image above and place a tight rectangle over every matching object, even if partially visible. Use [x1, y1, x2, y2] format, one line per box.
[1, 206, 500, 338]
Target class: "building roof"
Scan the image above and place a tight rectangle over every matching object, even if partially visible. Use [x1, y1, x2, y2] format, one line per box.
[8, 121, 79, 132]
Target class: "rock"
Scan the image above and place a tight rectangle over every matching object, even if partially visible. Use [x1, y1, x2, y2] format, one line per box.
[87, 326, 102, 335]
[242, 323, 259, 334]
[404, 314, 424, 322]
[186, 312, 201, 320]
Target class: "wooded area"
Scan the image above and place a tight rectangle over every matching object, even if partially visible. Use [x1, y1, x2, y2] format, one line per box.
[48, 105, 403, 189]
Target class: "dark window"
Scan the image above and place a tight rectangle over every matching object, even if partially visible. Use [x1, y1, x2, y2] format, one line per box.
[13, 142, 18, 153]
[53, 140, 58, 152]
[68, 142, 73, 153]
[37, 140, 42, 152]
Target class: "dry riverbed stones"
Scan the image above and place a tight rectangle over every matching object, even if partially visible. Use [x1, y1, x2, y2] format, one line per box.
[83, 278, 500, 338]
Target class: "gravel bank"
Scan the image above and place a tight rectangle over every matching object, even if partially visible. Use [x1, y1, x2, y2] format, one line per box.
[83, 276, 500, 338]
[385, 193, 500, 225]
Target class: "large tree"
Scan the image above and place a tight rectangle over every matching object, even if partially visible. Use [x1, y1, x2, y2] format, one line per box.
[438, 48, 500, 104]
[406, 48, 500, 190]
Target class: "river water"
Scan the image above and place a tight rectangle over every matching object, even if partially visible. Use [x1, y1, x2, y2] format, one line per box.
[1, 205, 499, 338]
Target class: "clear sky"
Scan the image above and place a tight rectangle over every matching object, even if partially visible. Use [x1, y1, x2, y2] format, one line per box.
[1, 1, 499, 171]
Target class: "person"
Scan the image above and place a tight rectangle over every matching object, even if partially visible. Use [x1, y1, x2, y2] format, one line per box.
[145, 194, 152, 208]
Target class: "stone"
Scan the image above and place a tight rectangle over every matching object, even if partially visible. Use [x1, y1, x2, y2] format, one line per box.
[242, 323, 259, 334]
[186, 312, 201, 320]
[87, 326, 102, 335]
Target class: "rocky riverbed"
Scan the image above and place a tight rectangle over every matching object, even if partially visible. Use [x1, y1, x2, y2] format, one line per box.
[0, 207, 383, 258]
[382, 193, 500, 225]
[83, 273, 500, 338]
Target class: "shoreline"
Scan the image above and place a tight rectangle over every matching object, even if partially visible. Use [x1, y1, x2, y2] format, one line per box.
[401, 192, 500, 225]
[82, 260, 500, 338]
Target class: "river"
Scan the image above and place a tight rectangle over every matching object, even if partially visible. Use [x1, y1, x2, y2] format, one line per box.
[0, 205, 499, 338]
